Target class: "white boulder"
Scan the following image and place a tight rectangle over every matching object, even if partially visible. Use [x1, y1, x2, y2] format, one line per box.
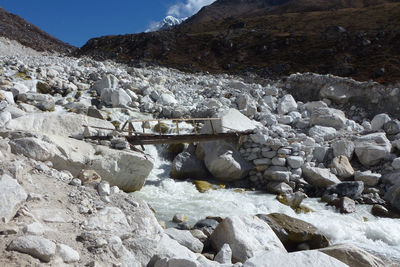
[0, 174, 27, 223]
[302, 166, 341, 188]
[310, 107, 347, 129]
[354, 133, 391, 166]
[278, 94, 297, 115]
[210, 215, 286, 262]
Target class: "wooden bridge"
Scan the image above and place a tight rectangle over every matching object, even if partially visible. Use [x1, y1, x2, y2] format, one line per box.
[84, 117, 253, 150]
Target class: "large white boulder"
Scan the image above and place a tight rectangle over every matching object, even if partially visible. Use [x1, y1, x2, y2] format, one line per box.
[201, 108, 259, 134]
[278, 94, 297, 115]
[354, 133, 391, 166]
[0, 174, 27, 223]
[243, 250, 348, 267]
[6, 113, 114, 138]
[46, 135, 154, 192]
[210, 215, 286, 262]
[92, 74, 118, 94]
[200, 141, 252, 182]
[310, 107, 347, 129]
[302, 166, 341, 188]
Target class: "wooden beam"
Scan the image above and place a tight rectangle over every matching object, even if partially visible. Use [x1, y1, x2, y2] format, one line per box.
[125, 132, 250, 145]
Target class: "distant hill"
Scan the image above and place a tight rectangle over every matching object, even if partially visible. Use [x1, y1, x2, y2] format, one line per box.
[0, 7, 74, 53]
[77, 0, 400, 83]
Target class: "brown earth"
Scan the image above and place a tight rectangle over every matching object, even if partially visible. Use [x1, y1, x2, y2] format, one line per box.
[0, 7, 74, 54]
[76, 0, 400, 84]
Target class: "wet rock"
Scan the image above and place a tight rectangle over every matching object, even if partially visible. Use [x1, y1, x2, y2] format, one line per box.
[0, 174, 27, 223]
[165, 228, 203, 253]
[258, 213, 329, 251]
[242, 250, 348, 267]
[172, 214, 187, 223]
[329, 156, 354, 178]
[276, 192, 307, 209]
[210, 215, 286, 262]
[339, 197, 356, 213]
[384, 183, 400, 210]
[200, 141, 252, 182]
[302, 166, 341, 188]
[267, 182, 293, 194]
[326, 181, 364, 199]
[319, 244, 385, 267]
[310, 107, 347, 129]
[354, 133, 391, 166]
[7, 235, 56, 262]
[371, 204, 390, 218]
[171, 152, 211, 179]
[354, 171, 381, 186]
[194, 219, 219, 233]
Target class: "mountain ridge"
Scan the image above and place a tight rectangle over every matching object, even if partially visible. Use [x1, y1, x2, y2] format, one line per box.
[76, 0, 400, 83]
[0, 7, 74, 53]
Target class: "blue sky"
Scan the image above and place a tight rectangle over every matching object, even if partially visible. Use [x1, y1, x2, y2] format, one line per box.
[0, 0, 215, 47]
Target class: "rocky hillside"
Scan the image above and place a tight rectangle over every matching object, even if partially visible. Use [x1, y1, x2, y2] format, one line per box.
[77, 0, 400, 84]
[0, 7, 74, 53]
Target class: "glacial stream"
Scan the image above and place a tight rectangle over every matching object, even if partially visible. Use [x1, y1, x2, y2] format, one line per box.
[133, 143, 400, 262]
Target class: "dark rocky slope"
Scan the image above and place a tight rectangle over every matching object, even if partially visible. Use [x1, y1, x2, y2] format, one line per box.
[0, 7, 74, 53]
[76, 0, 400, 84]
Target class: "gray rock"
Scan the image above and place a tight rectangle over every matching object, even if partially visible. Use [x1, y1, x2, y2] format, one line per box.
[267, 182, 293, 194]
[97, 181, 111, 196]
[56, 244, 80, 263]
[93, 74, 118, 94]
[332, 140, 355, 159]
[214, 243, 232, 264]
[7, 235, 56, 262]
[17, 92, 55, 111]
[278, 94, 297, 115]
[85, 207, 130, 236]
[272, 157, 286, 166]
[0, 111, 12, 127]
[354, 133, 391, 166]
[200, 141, 252, 182]
[171, 152, 211, 179]
[354, 171, 381, 186]
[339, 197, 356, 213]
[0, 174, 27, 223]
[310, 107, 347, 129]
[384, 120, 400, 135]
[309, 125, 337, 141]
[210, 215, 286, 262]
[313, 146, 330, 163]
[9, 137, 56, 161]
[302, 166, 341, 188]
[326, 182, 364, 199]
[319, 244, 385, 267]
[330, 156, 354, 178]
[264, 170, 290, 183]
[287, 156, 304, 169]
[165, 228, 204, 253]
[371, 113, 390, 131]
[243, 250, 348, 267]
[392, 157, 400, 170]
[384, 183, 400, 210]
[23, 222, 45, 236]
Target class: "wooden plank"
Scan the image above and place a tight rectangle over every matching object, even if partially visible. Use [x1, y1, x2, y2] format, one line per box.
[125, 132, 248, 145]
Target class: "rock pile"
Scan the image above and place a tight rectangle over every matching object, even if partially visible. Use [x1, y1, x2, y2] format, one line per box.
[0, 41, 398, 266]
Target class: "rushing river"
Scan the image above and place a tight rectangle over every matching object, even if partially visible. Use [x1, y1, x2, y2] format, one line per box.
[133, 133, 400, 263]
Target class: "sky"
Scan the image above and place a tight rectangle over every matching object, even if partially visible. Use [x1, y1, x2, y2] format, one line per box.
[0, 0, 215, 47]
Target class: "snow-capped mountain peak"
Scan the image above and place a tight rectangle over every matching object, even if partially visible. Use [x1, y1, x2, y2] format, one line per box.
[146, 16, 186, 32]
